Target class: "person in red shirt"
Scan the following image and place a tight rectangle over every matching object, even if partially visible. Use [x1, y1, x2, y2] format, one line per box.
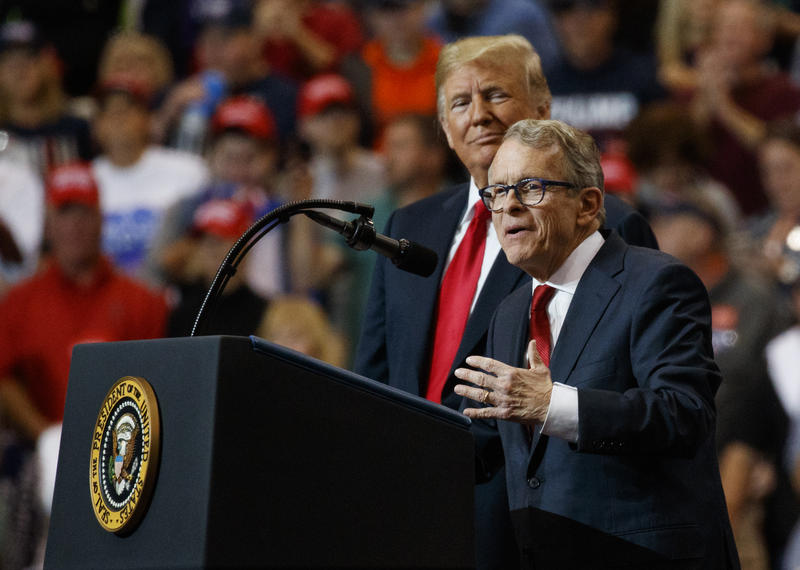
[254, 0, 364, 81]
[0, 163, 167, 442]
[691, 0, 800, 215]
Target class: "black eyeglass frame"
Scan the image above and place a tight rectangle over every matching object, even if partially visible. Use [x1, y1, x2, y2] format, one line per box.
[478, 177, 576, 212]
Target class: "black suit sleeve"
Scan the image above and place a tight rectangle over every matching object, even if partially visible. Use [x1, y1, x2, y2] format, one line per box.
[352, 212, 395, 383]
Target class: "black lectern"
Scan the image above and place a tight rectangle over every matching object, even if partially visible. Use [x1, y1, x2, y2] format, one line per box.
[44, 336, 475, 569]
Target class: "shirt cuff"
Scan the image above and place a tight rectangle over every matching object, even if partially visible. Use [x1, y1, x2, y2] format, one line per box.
[540, 383, 579, 442]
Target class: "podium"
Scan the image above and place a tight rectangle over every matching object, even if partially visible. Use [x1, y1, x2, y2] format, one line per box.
[44, 336, 475, 569]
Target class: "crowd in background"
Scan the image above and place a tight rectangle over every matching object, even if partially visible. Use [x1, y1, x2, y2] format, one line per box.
[1, 0, 800, 567]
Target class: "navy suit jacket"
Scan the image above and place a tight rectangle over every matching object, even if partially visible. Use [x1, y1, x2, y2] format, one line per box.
[354, 185, 658, 570]
[484, 231, 739, 567]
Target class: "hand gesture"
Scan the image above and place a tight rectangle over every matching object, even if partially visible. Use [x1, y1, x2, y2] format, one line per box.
[454, 341, 553, 425]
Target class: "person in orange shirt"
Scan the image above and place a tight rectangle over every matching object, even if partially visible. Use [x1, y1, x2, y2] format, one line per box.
[342, 0, 442, 143]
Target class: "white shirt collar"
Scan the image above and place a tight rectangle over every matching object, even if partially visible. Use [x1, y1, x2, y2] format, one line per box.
[532, 231, 605, 294]
[461, 177, 482, 222]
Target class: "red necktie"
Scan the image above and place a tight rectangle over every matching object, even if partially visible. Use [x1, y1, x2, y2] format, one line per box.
[530, 285, 556, 367]
[425, 202, 492, 403]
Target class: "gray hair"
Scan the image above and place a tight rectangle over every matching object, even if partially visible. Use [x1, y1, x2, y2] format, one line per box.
[435, 34, 551, 122]
[503, 119, 606, 224]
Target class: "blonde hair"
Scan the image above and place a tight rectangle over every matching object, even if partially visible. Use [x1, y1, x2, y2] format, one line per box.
[435, 34, 550, 121]
[257, 295, 347, 368]
[98, 30, 173, 91]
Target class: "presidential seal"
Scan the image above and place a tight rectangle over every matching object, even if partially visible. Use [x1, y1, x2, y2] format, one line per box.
[89, 376, 160, 534]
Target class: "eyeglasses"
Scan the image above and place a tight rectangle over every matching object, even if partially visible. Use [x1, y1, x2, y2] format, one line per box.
[478, 177, 576, 212]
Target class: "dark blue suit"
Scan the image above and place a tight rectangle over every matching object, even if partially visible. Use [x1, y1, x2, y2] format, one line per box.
[355, 183, 658, 569]
[483, 231, 739, 568]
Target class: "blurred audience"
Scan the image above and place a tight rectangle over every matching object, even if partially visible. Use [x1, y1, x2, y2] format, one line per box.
[0, 163, 168, 443]
[0, 21, 92, 179]
[427, 0, 561, 72]
[96, 30, 174, 110]
[0, 158, 43, 292]
[626, 101, 741, 230]
[377, 113, 450, 219]
[753, 120, 800, 287]
[156, 1, 298, 153]
[299, 73, 386, 203]
[166, 198, 268, 337]
[342, 0, 441, 142]
[545, 0, 665, 151]
[92, 76, 209, 281]
[655, 0, 719, 92]
[691, 0, 800, 216]
[0, 0, 122, 97]
[258, 294, 347, 368]
[653, 201, 797, 568]
[156, 95, 299, 300]
[254, 0, 364, 82]
[769, 276, 800, 570]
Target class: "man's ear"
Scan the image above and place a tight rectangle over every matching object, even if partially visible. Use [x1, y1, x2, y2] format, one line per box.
[536, 99, 551, 121]
[577, 187, 604, 227]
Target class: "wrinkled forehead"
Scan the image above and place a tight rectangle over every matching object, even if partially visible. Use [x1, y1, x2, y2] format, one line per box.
[443, 58, 524, 96]
[488, 139, 564, 183]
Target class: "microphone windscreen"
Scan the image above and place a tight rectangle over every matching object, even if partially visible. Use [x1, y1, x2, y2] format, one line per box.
[394, 240, 438, 277]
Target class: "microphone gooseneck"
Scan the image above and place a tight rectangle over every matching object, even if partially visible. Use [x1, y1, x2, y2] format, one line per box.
[190, 199, 437, 337]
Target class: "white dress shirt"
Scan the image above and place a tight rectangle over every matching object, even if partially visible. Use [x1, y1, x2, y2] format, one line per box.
[535, 231, 605, 442]
[443, 179, 503, 313]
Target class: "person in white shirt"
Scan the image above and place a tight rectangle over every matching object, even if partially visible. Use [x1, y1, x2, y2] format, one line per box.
[0, 157, 43, 291]
[91, 75, 208, 282]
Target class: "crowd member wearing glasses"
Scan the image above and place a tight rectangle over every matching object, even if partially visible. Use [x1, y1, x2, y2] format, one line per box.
[456, 119, 738, 568]
[355, 34, 656, 569]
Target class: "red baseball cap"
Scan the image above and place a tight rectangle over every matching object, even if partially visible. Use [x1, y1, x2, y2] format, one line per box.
[98, 73, 153, 108]
[211, 96, 277, 141]
[47, 163, 99, 208]
[298, 74, 355, 118]
[600, 151, 637, 196]
[192, 199, 252, 239]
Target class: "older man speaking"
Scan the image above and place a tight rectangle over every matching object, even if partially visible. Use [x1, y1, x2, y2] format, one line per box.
[455, 119, 739, 568]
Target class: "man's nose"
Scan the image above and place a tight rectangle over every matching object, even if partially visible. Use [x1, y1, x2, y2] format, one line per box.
[499, 188, 525, 213]
[469, 96, 492, 125]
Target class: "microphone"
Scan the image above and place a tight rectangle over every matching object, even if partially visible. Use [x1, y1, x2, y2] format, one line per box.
[303, 211, 438, 277]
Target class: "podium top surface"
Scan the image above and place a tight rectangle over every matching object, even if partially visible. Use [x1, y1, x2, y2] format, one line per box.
[249, 335, 471, 428]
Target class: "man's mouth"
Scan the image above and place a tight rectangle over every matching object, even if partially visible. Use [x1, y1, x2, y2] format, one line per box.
[471, 132, 503, 145]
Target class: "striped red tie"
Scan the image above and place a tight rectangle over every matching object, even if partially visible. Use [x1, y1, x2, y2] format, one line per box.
[425, 203, 492, 403]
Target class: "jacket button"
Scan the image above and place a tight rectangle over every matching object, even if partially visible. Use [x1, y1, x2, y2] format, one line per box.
[527, 477, 541, 489]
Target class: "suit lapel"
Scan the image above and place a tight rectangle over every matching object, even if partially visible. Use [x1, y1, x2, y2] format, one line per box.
[528, 232, 626, 460]
[549, 232, 625, 384]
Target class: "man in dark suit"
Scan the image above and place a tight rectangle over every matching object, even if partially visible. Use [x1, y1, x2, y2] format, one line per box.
[354, 35, 657, 569]
[454, 119, 739, 568]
